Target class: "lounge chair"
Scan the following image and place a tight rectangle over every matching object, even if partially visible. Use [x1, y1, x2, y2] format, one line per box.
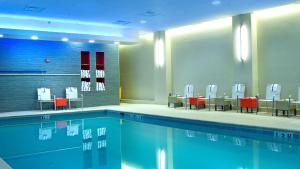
[168, 95, 183, 108]
[215, 97, 232, 111]
[274, 99, 296, 117]
[259, 84, 281, 112]
[184, 84, 194, 98]
[229, 83, 246, 109]
[206, 84, 218, 99]
[205, 84, 218, 109]
[37, 88, 55, 111]
[232, 83, 246, 99]
[66, 87, 83, 109]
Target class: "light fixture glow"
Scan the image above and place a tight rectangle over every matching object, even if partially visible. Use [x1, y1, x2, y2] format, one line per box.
[235, 24, 249, 62]
[88, 40, 95, 43]
[114, 41, 120, 45]
[157, 149, 166, 169]
[31, 35, 39, 40]
[0, 34, 3, 38]
[212, 0, 221, 5]
[155, 38, 165, 68]
[254, 4, 300, 18]
[167, 17, 231, 36]
[0, 14, 124, 37]
[139, 32, 154, 40]
[140, 20, 147, 24]
[62, 37, 69, 42]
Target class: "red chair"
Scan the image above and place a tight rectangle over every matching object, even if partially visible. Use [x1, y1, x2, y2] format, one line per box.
[189, 96, 206, 109]
[240, 97, 258, 113]
[54, 98, 68, 110]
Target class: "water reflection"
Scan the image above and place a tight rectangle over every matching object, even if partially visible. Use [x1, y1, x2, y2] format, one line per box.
[121, 120, 300, 169]
[1, 116, 300, 169]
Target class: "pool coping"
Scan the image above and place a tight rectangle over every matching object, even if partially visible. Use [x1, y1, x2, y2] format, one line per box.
[1, 103, 300, 133]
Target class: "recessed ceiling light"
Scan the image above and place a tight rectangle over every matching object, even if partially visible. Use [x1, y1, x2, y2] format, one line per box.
[114, 41, 120, 45]
[31, 35, 39, 40]
[140, 20, 147, 24]
[23, 6, 45, 12]
[114, 20, 131, 25]
[62, 37, 69, 42]
[212, 0, 221, 5]
[89, 40, 95, 43]
[0, 34, 3, 38]
[141, 11, 159, 17]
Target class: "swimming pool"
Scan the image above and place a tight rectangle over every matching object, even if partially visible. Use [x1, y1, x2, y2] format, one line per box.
[0, 110, 300, 169]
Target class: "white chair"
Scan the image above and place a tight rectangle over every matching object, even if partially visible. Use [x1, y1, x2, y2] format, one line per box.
[184, 84, 194, 98]
[232, 83, 246, 99]
[265, 84, 281, 101]
[206, 84, 218, 99]
[37, 88, 55, 111]
[66, 87, 83, 109]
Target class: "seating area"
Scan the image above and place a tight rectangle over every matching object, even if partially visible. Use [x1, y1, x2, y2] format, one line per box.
[168, 83, 300, 117]
[37, 87, 83, 111]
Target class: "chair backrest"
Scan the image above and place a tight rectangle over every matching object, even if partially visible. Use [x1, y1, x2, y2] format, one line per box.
[184, 84, 194, 98]
[66, 87, 78, 99]
[232, 84, 246, 98]
[206, 85, 218, 98]
[37, 88, 51, 101]
[298, 86, 300, 102]
[266, 84, 281, 100]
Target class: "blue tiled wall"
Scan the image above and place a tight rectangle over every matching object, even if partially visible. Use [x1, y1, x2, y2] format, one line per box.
[0, 38, 120, 112]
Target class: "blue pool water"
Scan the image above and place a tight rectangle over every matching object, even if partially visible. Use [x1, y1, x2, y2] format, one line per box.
[0, 110, 300, 169]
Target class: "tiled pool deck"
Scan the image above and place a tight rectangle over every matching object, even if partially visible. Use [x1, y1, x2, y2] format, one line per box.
[0, 103, 300, 132]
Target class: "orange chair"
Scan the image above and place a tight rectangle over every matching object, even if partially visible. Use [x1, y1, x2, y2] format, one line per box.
[189, 96, 206, 109]
[54, 98, 68, 110]
[240, 97, 258, 113]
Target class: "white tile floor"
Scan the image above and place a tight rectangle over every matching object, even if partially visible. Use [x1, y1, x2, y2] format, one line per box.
[1, 103, 300, 131]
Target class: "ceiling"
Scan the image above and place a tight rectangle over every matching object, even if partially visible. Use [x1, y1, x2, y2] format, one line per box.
[0, 0, 296, 42]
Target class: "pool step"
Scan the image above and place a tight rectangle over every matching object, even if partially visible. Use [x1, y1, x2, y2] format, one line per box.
[0, 158, 12, 169]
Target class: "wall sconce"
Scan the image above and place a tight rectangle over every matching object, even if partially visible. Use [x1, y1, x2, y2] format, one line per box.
[235, 24, 249, 62]
[155, 38, 165, 68]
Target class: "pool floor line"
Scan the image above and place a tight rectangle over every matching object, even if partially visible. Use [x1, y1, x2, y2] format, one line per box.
[2, 146, 81, 160]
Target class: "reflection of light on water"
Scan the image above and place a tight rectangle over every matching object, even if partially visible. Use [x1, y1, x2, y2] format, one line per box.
[122, 163, 141, 169]
[97, 127, 106, 137]
[82, 129, 92, 140]
[267, 143, 282, 152]
[157, 149, 166, 169]
[67, 125, 79, 136]
[238, 167, 248, 169]
[39, 128, 52, 141]
[207, 133, 218, 142]
[82, 142, 93, 151]
[233, 137, 246, 147]
[186, 130, 195, 138]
